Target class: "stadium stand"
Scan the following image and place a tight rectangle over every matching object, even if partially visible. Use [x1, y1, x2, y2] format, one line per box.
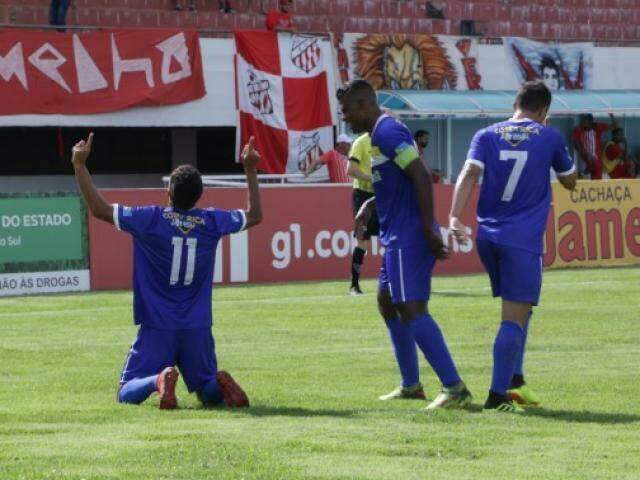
[2, 0, 640, 41]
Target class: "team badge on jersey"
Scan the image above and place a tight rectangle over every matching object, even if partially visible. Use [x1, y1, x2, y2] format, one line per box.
[163, 210, 205, 235]
[495, 124, 541, 147]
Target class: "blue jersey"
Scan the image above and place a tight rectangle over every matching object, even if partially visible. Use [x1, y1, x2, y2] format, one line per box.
[113, 204, 246, 330]
[370, 114, 427, 249]
[467, 118, 575, 254]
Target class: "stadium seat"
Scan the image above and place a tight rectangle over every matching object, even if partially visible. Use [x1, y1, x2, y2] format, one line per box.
[0, 0, 638, 41]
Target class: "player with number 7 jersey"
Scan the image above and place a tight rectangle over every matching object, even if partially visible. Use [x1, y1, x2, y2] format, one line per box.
[70, 133, 263, 410]
[449, 81, 577, 412]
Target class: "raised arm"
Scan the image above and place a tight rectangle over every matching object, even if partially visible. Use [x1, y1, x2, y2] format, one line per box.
[240, 137, 263, 229]
[71, 133, 114, 225]
[448, 162, 483, 245]
[404, 159, 447, 260]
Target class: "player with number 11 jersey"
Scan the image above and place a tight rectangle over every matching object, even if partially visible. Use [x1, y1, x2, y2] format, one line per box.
[70, 133, 263, 410]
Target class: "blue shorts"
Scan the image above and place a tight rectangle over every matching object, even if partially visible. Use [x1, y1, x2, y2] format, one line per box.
[477, 239, 543, 306]
[120, 326, 218, 393]
[378, 245, 436, 304]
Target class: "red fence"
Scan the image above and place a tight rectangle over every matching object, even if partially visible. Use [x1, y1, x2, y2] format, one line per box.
[88, 185, 483, 290]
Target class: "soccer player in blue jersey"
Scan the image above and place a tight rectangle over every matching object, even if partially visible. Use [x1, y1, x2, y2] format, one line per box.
[449, 81, 577, 412]
[71, 133, 263, 410]
[338, 80, 472, 410]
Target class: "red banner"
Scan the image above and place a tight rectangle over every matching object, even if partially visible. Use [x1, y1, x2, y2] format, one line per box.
[88, 186, 483, 290]
[0, 29, 205, 115]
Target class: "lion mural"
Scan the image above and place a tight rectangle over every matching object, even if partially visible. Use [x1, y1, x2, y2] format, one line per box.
[353, 34, 457, 90]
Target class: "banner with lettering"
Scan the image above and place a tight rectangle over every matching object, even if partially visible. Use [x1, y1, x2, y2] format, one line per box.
[341, 33, 483, 90]
[545, 180, 640, 268]
[0, 29, 205, 115]
[0, 193, 89, 296]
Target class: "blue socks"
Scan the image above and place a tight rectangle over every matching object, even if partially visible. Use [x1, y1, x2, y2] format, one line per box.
[491, 321, 525, 396]
[513, 312, 532, 377]
[384, 318, 419, 388]
[198, 377, 224, 406]
[409, 314, 461, 388]
[118, 375, 158, 404]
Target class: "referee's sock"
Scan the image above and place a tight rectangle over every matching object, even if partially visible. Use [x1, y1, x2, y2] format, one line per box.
[351, 247, 366, 287]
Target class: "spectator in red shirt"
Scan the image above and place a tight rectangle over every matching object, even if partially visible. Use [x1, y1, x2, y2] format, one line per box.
[305, 134, 352, 183]
[572, 113, 618, 180]
[602, 128, 636, 179]
[266, 0, 296, 31]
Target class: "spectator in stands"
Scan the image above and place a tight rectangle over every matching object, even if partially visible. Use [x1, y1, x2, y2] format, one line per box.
[174, 0, 195, 11]
[49, 0, 71, 32]
[304, 134, 352, 183]
[266, 0, 296, 31]
[572, 113, 618, 180]
[414, 129, 441, 183]
[425, 2, 445, 19]
[602, 128, 637, 179]
[219, 0, 232, 12]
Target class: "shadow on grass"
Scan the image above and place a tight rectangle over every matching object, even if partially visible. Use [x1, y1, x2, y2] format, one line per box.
[243, 405, 359, 419]
[431, 290, 486, 298]
[525, 408, 640, 425]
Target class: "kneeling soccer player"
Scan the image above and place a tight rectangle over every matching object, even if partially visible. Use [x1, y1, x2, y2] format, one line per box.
[71, 133, 263, 409]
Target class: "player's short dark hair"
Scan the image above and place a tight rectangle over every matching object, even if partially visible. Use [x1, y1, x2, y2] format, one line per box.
[169, 164, 203, 211]
[539, 55, 560, 75]
[612, 127, 624, 136]
[336, 79, 377, 104]
[414, 130, 429, 139]
[514, 81, 552, 113]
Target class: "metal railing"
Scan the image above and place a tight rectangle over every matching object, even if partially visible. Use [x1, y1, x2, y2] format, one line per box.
[161, 173, 347, 189]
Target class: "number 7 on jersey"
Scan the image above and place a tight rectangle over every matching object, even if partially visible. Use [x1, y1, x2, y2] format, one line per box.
[499, 150, 528, 202]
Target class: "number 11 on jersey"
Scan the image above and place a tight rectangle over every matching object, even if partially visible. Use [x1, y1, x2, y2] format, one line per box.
[170, 237, 198, 286]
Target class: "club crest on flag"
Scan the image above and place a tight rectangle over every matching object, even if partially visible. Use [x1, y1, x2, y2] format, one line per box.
[247, 69, 274, 115]
[291, 35, 322, 74]
[296, 132, 323, 171]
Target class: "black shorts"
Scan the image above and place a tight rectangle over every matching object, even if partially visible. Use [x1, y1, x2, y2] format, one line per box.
[352, 189, 380, 240]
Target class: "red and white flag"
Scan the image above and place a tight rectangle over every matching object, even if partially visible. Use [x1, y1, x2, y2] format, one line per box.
[235, 31, 336, 174]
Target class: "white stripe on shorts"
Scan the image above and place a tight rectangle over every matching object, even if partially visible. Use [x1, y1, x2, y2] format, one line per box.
[398, 248, 406, 303]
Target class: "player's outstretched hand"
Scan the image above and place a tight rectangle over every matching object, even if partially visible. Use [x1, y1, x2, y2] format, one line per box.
[241, 136, 260, 171]
[71, 132, 94, 167]
[427, 230, 448, 260]
[449, 216, 469, 246]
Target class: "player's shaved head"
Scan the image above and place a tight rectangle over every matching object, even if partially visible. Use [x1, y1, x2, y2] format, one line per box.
[169, 164, 203, 211]
[514, 81, 552, 114]
[337, 80, 381, 133]
[337, 80, 378, 106]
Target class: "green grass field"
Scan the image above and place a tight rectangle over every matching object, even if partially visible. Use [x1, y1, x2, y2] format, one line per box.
[1, 267, 639, 480]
